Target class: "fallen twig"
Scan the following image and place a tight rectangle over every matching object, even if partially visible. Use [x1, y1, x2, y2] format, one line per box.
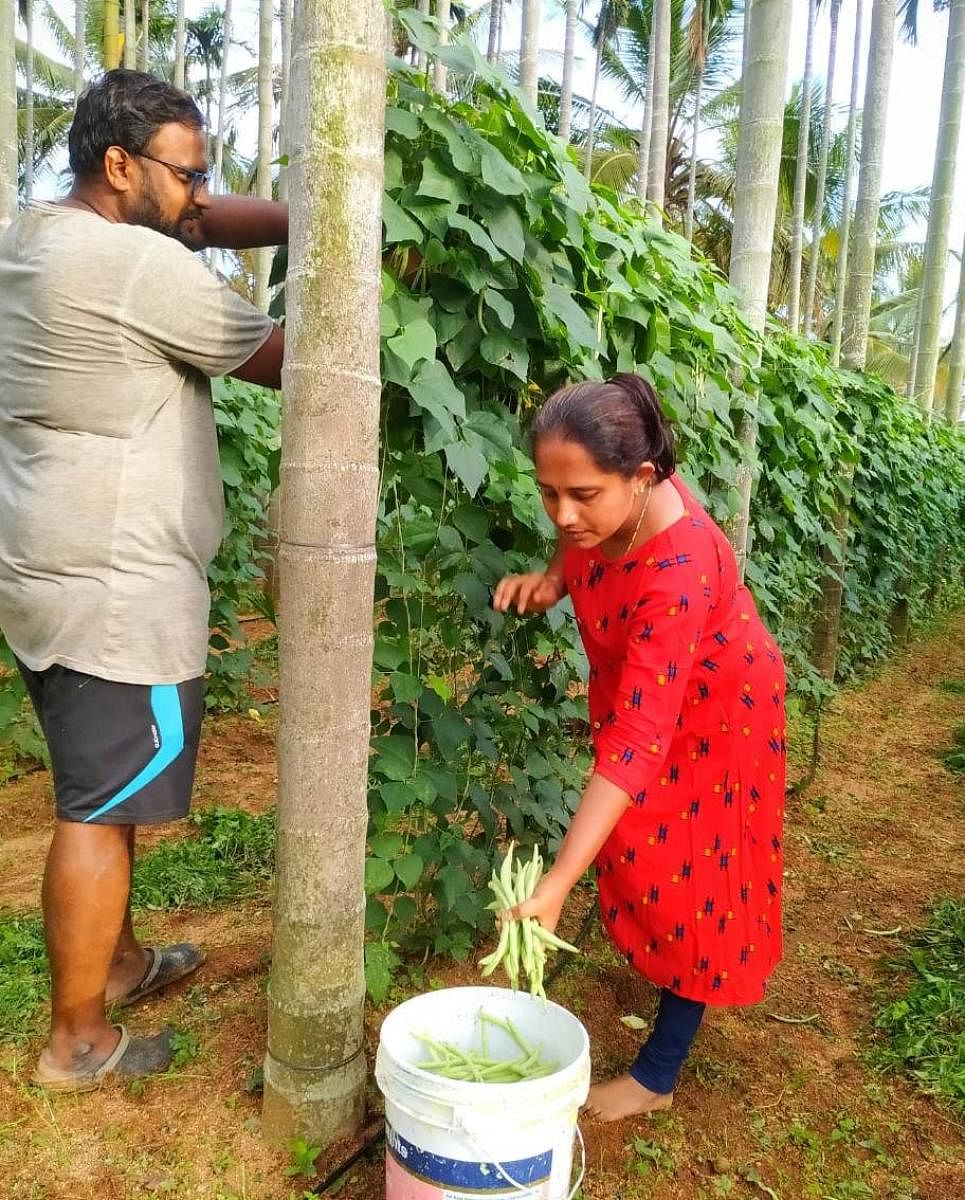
[765, 1011, 820, 1025]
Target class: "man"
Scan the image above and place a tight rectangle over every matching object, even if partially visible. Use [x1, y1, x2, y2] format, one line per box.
[0, 70, 287, 1091]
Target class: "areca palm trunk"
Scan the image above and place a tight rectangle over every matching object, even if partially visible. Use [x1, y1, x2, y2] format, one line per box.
[487, 0, 502, 62]
[647, 0, 671, 214]
[519, 0, 542, 105]
[636, 34, 655, 197]
[830, 0, 865, 364]
[213, 0, 233, 195]
[433, 0, 451, 93]
[279, 0, 293, 201]
[124, 0, 136, 68]
[261, 0, 385, 1148]
[74, 0, 86, 100]
[804, 0, 841, 337]
[140, 0, 150, 70]
[253, 0, 273, 310]
[787, 0, 817, 332]
[1, 0, 16, 228]
[910, 0, 965, 413]
[104, 0, 122, 69]
[24, 0, 34, 202]
[685, 64, 704, 241]
[558, 0, 578, 142]
[840, 0, 895, 369]
[727, 0, 792, 570]
[174, 0, 186, 89]
[945, 227, 965, 423]
[585, 34, 604, 181]
[416, 0, 430, 71]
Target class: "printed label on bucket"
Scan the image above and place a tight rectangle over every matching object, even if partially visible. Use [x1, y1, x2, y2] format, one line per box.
[386, 1124, 552, 1199]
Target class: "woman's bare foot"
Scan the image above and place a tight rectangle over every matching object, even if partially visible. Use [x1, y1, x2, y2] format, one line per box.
[584, 1074, 674, 1122]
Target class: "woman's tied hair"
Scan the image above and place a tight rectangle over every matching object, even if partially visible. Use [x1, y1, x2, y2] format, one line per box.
[68, 69, 205, 180]
[532, 373, 676, 481]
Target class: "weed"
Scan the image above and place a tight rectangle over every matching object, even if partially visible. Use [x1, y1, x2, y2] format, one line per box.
[802, 835, 853, 867]
[871, 897, 964, 1113]
[937, 678, 965, 696]
[131, 806, 274, 910]
[0, 914, 47, 1042]
[940, 724, 965, 775]
[285, 1138, 322, 1179]
[169, 1027, 200, 1069]
[629, 1136, 674, 1176]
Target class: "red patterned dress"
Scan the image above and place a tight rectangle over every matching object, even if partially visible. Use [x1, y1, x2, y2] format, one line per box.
[564, 474, 785, 1006]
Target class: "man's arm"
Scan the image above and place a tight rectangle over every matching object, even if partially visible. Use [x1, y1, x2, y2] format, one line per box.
[230, 325, 285, 391]
[189, 196, 289, 251]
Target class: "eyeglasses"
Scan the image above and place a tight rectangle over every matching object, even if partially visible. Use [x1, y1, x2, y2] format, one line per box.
[136, 153, 210, 195]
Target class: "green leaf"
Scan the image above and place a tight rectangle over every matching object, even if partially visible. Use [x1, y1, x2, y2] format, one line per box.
[541, 283, 602, 351]
[420, 106, 477, 173]
[417, 153, 468, 207]
[479, 140, 526, 196]
[480, 330, 529, 380]
[484, 203, 526, 262]
[364, 857, 395, 894]
[438, 864, 471, 910]
[451, 504, 489, 543]
[370, 832, 405, 859]
[408, 358, 466, 425]
[371, 735, 415, 781]
[393, 853, 424, 889]
[432, 710, 471, 759]
[383, 193, 422, 244]
[449, 212, 504, 262]
[483, 287, 515, 330]
[387, 319, 437, 370]
[364, 942, 399, 1005]
[385, 106, 421, 140]
[390, 672, 423, 704]
[445, 440, 489, 496]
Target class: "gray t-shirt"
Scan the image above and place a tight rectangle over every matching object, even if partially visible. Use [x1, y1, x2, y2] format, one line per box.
[0, 202, 275, 684]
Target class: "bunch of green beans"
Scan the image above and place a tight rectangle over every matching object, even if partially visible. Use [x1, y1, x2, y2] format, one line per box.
[478, 843, 580, 999]
[416, 1012, 558, 1083]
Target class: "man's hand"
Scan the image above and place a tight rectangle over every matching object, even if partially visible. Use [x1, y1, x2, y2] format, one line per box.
[493, 572, 567, 615]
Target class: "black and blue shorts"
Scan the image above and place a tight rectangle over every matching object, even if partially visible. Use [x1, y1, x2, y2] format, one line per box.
[16, 659, 204, 826]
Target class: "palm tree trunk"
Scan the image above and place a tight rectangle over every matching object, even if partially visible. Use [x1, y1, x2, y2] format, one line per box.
[558, 0, 578, 142]
[945, 227, 965, 423]
[907, 282, 925, 393]
[261, 0, 385, 1148]
[140, 0, 150, 70]
[104, 0, 122, 70]
[1, 0, 16, 230]
[24, 0, 34, 203]
[804, 0, 841, 337]
[584, 35, 604, 181]
[433, 0, 451, 93]
[487, 0, 502, 63]
[787, 0, 817, 333]
[279, 0, 293, 201]
[910, 0, 965, 413]
[174, 0, 186, 89]
[253, 0, 274, 310]
[647, 0, 671, 215]
[74, 0, 87, 101]
[840, 0, 895, 369]
[830, 0, 863, 363]
[727, 0, 792, 570]
[685, 66, 704, 241]
[636, 32, 655, 198]
[213, 0, 233, 195]
[519, 0, 542, 106]
[416, 0, 430, 71]
[124, 0, 136, 68]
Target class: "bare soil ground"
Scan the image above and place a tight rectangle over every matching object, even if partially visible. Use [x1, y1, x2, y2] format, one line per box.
[1, 615, 962, 1200]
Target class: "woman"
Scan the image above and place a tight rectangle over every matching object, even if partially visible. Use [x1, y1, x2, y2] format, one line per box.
[494, 374, 786, 1122]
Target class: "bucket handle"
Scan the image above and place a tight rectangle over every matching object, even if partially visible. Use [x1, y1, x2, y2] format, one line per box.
[458, 1117, 586, 1200]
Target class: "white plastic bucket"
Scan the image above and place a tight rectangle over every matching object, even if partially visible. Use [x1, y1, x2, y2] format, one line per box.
[375, 986, 591, 1200]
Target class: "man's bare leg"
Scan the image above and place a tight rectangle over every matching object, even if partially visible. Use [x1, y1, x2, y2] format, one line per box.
[40, 821, 131, 1073]
[105, 827, 150, 1003]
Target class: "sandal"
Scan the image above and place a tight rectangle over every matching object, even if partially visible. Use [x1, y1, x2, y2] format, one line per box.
[31, 1025, 174, 1094]
[115, 943, 206, 1007]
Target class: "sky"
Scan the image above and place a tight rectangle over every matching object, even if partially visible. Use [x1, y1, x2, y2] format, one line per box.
[29, 1, 965, 311]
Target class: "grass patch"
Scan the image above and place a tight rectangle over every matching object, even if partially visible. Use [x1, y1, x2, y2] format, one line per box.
[871, 897, 965, 1114]
[0, 913, 47, 1042]
[131, 806, 274, 910]
[936, 678, 965, 696]
[940, 724, 965, 776]
[0, 808, 274, 1044]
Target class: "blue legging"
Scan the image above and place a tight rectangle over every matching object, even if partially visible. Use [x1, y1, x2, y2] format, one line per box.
[629, 988, 706, 1095]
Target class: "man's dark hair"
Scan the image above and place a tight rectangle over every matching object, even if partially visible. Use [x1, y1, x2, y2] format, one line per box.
[68, 69, 205, 179]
